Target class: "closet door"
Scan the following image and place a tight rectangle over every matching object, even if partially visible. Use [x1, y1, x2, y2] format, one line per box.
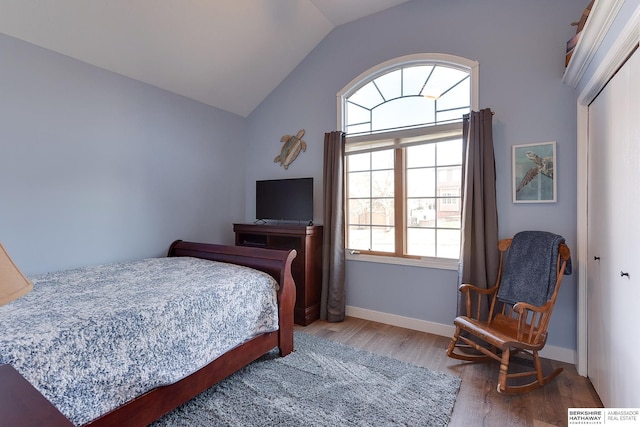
[586, 82, 608, 404]
[586, 48, 640, 407]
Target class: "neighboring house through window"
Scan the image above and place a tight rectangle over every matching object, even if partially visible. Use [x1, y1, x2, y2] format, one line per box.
[338, 53, 478, 266]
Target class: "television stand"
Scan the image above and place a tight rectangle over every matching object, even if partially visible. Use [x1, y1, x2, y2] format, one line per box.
[233, 223, 323, 325]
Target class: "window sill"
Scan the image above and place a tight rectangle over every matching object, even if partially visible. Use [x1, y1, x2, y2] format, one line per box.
[345, 252, 459, 270]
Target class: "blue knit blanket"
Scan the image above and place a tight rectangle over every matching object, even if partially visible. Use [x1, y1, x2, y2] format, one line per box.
[497, 231, 569, 307]
[0, 257, 279, 426]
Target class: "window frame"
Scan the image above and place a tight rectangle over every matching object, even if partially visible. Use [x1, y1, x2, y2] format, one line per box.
[338, 54, 478, 269]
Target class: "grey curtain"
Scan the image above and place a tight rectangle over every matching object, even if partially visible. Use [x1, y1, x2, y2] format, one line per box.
[321, 131, 346, 322]
[457, 108, 499, 316]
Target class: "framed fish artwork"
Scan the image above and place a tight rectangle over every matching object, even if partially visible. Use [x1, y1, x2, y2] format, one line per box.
[512, 141, 556, 203]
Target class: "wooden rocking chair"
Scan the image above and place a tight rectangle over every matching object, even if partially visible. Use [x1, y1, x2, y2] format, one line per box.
[446, 231, 571, 394]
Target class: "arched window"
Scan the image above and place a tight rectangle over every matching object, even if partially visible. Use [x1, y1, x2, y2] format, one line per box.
[338, 54, 478, 263]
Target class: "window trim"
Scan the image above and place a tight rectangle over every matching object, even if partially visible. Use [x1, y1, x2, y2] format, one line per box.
[346, 251, 459, 270]
[345, 122, 464, 153]
[338, 53, 478, 269]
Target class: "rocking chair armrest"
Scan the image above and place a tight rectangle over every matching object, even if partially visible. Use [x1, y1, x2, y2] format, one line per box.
[459, 284, 499, 320]
[512, 300, 552, 315]
[512, 301, 553, 343]
[458, 283, 498, 296]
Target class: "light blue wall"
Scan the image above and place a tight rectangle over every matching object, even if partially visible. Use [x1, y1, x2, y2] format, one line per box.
[245, 0, 589, 350]
[0, 34, 247, 275]
[0, 0, 592, 352]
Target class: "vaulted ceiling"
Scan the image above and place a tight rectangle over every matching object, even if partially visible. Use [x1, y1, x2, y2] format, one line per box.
[0, 0, 409, 117]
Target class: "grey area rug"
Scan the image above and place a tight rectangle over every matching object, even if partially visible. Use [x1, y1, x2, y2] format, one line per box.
[152, 332, 461, 426]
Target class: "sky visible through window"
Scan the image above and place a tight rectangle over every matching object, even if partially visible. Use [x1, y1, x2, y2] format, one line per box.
[346, 65, 469, 136]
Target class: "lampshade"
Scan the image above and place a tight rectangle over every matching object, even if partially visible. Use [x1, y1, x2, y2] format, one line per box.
[0, 243, 33, 306]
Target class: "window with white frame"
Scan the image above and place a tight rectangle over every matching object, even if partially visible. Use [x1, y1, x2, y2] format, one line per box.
[338, 54, 478, 262]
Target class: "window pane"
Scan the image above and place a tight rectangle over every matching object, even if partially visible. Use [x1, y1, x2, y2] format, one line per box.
[349, 81, 383, 109]
[408, 198, 435, 227]
[406, 144, 435, 168]
[348, 171, 370, 197]
[347, 102, 371, 125]
[371, 150, 394, 169]
[372, 198, 394, 226]
[437, 229, 460, 258]
[403, 65, 434, 96]
[372, 170, 394, 197]
[437, 165, 461, 183]
[372, 97, 435, 132]
[437, 210, 461, 229]
[371, 226, 395, 253]
[347, 123, 372, 135]
[438, 77, 470, 111]
[407, 227, 435, 257]
[437, 166, 461, 200]
[436, 163, 461, 230]
[436, 107, 469, 124]
[436, 139, 462, 166]
[347, 152, 370, 172]
[407, 168, 435, 197]
[374, 69, 401, 101]
[348, 225, 371, 250]
[422, 66, 469, 99]
[348, 199, 370, 225]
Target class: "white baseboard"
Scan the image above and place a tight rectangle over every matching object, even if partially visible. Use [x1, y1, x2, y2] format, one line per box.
[345, 305, 576, 364]
[540, 344, 576, 365]
[346, 305, 456, 337]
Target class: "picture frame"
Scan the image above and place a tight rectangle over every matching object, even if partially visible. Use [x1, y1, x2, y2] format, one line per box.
[512, 141, 556, 203]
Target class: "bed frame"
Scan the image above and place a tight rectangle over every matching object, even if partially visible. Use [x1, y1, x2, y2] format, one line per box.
[1, 240, 297, 427]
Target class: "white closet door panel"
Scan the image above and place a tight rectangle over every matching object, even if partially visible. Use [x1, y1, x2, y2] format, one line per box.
[614, 49, 640, 407]
[587, 79, 611, 404]
[587, 48, 640, 408]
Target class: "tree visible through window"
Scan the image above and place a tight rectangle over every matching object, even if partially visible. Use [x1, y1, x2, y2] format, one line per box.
[339, 54, 477, 260]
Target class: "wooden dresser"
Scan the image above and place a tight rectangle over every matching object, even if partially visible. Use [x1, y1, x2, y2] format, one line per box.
[233, 223, 323, 325]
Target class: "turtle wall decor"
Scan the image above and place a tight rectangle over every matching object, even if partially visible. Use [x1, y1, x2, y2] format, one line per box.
[512, 141, 557, 203]
[275, 129, 306, 170]
[516, 151, 553, 193]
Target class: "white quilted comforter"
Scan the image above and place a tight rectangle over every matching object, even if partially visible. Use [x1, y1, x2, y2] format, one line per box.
[0, 256, 279, 426]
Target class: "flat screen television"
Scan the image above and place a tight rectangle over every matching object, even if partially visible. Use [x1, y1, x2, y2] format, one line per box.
[256, 178, 313, 223]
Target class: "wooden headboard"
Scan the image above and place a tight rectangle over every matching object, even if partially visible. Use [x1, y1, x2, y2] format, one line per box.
[168, 240, 296, 285]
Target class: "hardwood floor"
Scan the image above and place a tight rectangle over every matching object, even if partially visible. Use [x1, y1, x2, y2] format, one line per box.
[295, 317, 602, 427]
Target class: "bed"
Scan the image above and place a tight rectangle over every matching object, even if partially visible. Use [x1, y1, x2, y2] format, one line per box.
[0, 240, 296, 426]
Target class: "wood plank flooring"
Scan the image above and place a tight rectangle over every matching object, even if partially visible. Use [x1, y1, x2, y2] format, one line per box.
[295, 317, 602, 427]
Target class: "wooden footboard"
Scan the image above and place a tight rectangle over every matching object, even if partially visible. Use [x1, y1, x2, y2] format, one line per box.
[2, 241, 296, 427]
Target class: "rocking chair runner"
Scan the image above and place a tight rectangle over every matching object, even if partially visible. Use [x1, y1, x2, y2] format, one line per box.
[446, 231, 571, 394]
